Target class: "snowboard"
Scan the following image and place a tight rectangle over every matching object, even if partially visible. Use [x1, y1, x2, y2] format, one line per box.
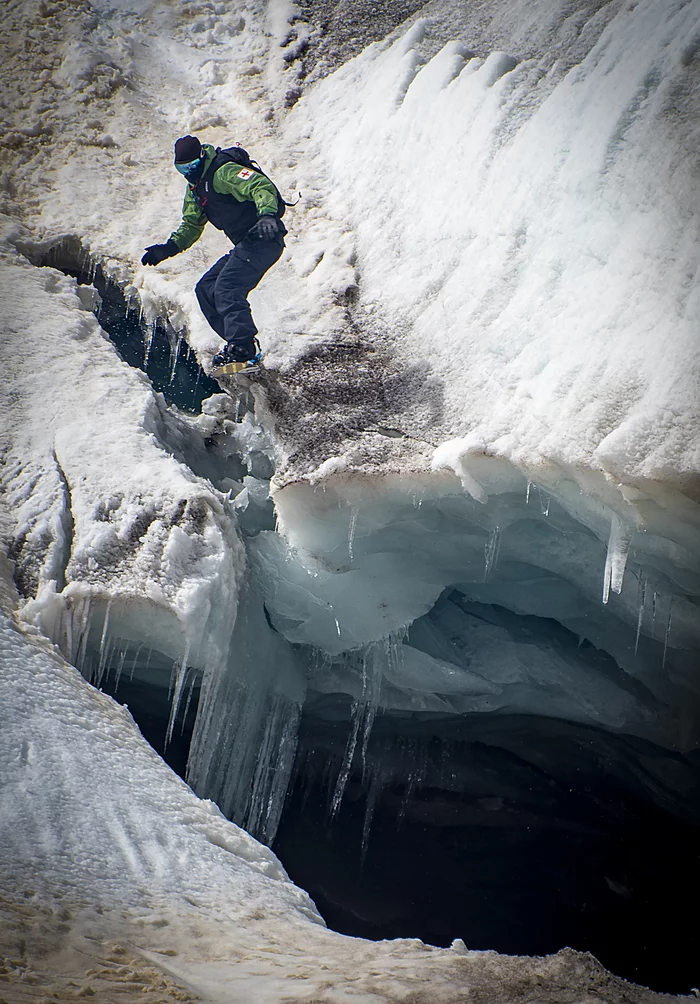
[210, 356, 264, 379]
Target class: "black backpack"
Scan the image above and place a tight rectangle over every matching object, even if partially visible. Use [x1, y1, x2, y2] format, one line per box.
[211, 144, 297, 218]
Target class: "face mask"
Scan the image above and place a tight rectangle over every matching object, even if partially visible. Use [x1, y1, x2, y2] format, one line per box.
[175, 158, 202, 178]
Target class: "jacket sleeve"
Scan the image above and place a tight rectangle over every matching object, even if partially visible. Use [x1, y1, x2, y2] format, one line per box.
[169, 186, 207, 250]
[213, 162, 279, 216]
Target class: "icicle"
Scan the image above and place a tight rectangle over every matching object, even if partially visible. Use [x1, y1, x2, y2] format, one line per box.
[186, 583, 305, 848]
[113, 644, 128, 691]
[74, 596, 93, 673]
[361, 768, 383, 863]
[331, 638, 387, 817]
[143, 322, 154, 367]
[180, 670, 199, 734]
[652, 590, 658, 637]
[602, 513, 632, 604]
[662, 599, 673, 670]
[526, 480, 532, 505]
[97, 636, 118, 689]
[537, 486, 551, 516]
[334, 617, 341, 637]
[169, 335, 182, 383]
[243, 693, 301, 844]
[330, 700, 363, 819]
[95, 599, 113, 686]
[634, 576, 646, 655]
[347, 506, 359, 562]
[63, 607, 73, 666]
[165, 642, 190, 747]
[128, 643, 143, 682]
[361, 641, 387, 769]
[167, 658, 175, 703]
[484, 525, 502, 580]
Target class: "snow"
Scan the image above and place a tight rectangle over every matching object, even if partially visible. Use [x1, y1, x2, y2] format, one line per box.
[0, 566, 299, 903]
[1, 0, 699, 998]
[0, 226, 244, 678]
[7, 0, 697, 493]
[288, 0, 700, 488]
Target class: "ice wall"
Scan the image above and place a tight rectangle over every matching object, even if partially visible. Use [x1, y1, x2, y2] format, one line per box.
[265, 468, 700, 754]
[187, 581, 307, 844]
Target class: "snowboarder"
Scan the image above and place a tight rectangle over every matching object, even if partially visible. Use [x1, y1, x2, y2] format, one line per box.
[141, 135, 286, 373]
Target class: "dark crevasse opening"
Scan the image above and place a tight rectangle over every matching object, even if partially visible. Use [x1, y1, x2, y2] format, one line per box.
[72, 633, 202, 780]
[24, 236, 220, 413]
[101, 662, 201, 780]
[272, 705, 700, 995]
[85, 591, 700, 994]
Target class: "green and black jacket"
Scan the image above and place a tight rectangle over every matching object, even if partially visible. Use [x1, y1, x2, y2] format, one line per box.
[170, 144, 283, 249]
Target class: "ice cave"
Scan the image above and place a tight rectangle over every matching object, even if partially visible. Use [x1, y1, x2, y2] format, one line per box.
[1, 0, 699, 1001]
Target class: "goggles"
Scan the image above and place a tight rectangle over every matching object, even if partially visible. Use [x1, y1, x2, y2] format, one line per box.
[175, 157, 202, 176]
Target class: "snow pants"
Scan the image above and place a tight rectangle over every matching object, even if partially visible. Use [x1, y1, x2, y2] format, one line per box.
[195, 235, 284, 352]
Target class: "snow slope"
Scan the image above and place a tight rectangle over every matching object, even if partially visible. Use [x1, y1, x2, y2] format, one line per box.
[289, 0, 700, 490]
[4, 0, 698, 492]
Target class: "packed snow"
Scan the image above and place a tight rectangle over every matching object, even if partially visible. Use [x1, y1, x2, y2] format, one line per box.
[289, 0, 700, 486]
[1, 0, 699, 999]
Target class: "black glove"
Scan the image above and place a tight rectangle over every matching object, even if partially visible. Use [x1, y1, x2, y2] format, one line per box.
[141, 239, 179, 266]
[254, 216, 279, 240]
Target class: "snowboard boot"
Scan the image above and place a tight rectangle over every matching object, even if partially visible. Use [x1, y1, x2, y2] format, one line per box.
[211, 338, 262, 376]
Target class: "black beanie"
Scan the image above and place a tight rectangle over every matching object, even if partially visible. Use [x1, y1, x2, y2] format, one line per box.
[174, 135, 202, 163]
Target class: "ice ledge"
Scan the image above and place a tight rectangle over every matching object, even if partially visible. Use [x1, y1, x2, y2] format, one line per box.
[273, 438, 700, 580]
[267, 451, 700, 751]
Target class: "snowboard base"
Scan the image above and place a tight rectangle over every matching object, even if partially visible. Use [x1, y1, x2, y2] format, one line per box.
[211, 359, 263, 379]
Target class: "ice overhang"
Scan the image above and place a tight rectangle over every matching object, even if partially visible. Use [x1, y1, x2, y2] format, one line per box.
[265, 458, 700, 752]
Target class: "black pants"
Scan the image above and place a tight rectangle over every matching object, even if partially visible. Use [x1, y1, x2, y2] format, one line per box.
[195, 236, 284, 351]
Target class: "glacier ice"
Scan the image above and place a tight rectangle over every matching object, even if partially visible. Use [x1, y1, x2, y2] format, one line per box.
[265, 470, 699, 750]
[185, 457, 698, 850]
[187, 581, 306, 845]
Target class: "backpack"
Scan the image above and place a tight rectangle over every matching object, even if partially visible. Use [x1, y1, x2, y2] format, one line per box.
[212, 144, 298, 217]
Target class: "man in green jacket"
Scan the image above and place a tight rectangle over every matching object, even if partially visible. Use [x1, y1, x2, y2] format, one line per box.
[141, 135, 286, 371]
